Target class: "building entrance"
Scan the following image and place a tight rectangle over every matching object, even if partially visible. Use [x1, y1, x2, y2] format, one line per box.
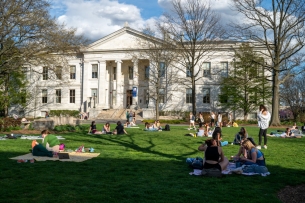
[126, 90, 132, 108]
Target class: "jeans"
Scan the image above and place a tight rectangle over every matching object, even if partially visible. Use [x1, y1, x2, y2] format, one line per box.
[258, 128, 267, 145]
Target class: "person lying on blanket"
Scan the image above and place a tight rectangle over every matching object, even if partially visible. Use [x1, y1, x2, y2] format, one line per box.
[198, 139, 229, 172]
[32, 130, 60, 157]
[232, 139, 266, 166]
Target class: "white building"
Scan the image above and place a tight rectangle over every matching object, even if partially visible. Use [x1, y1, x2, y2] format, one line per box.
[12, 25, 266, 119]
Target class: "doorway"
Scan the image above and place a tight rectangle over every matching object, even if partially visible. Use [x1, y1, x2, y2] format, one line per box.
[126, 90, 132, 108]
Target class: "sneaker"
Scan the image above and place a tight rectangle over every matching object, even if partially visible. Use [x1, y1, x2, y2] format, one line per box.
[188, 128, 190, 130]
[263, 145, 267, 149]
[256, 146, 261, 149]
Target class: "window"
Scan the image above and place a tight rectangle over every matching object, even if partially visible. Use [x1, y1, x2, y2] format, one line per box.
[91, 89, 97, 97]
[249, 91, 257, 104]
[113, 67, 116, 80]
[202, 88, 210, 103]
[92, 64, 98, 78]
[159, 88, 165, 103]
[42, 89, 47, 103]
[55, 66, 62, 80]
[70, 89, 75, 103]
[202, 62, 211, 77]
[144, 89, 149, 105]
[186, 63, 192, 77]
[42, 67, 48, 80]
[70, 65, 76, 79]
[159, 62, 165, 77]
[56, 89, 61, 103]
[21, 90, 26, 104]
[129, 66, 133, 80]
[186, 88, 192, 103]
[220, 62, 228, 77]
[145, 66, 150, 79]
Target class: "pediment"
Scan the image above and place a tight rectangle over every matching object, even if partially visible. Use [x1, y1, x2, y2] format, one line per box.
[86, 27, 156, 51]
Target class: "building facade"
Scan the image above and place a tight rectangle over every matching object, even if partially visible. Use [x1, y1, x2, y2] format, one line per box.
[10, 25, 266, 119]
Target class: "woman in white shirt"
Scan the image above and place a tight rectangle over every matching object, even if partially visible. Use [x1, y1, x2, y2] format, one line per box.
[257, 105, 271, 149]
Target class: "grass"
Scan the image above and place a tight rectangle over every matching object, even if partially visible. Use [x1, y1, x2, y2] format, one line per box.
[0, 124, 304, 203]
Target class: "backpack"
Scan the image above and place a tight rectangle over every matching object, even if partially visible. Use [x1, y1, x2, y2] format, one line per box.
[164, 124, 170, 131]
[192, 115, 195, 121]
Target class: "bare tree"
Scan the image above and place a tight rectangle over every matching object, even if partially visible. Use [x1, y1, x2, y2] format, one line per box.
[159, 0, 226, 114]
[133, 27, 179, 120]
[232, 0, 305, 126]
[280, 72, 305, 121]
[0, 0, 87, 116]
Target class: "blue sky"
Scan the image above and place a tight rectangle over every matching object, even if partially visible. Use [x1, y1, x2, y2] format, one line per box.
[50, 0, 239, 41]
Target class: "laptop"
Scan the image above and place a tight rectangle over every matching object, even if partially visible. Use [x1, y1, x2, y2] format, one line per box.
[57, 153, 70, 159]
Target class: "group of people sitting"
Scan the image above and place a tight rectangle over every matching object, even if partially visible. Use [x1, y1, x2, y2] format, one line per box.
[88, 121, 128, 135]
[269, 123, 305, 138]
[197, 129, 267, 175]
[144, 120, 162, 131]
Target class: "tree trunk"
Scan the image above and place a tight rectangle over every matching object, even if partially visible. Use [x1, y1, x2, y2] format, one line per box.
[155, 99, 159, 120]
[192, 77, 196, 114]
[270, 67, 281, 126]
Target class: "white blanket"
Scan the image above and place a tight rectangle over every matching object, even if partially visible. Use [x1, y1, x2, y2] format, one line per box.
[20, 135, 65, 140]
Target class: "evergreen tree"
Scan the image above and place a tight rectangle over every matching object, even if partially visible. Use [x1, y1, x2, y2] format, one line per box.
[219, 43, 272, 121]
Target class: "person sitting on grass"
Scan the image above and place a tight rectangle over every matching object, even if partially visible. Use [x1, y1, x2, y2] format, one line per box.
[144, 122, 158, 131]
[102, 122, 112, 134]
[32, 130, 60, 157]
[233, 127, 248, 145]
[113, 121, 128, 135]
[203, 122, 210, 137]
[232, 139, 266, 166]
[301, 123, 305, 133]
[88, 121, 103, 134]
[196, 123, 205, 137]
[198, 139, 229, 173]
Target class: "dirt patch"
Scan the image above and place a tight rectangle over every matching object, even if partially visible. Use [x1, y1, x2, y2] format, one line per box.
[278, 184, 305, 203]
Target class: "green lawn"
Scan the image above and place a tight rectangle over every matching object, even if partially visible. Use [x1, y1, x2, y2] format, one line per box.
[0, 125, 304, 203]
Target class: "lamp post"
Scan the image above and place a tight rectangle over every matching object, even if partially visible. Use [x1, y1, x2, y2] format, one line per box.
[93, 93, 96, 108]
[89, 97, 92, 108]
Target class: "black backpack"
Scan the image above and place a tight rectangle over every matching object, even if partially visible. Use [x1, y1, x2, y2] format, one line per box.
[164, 124, 170, 131]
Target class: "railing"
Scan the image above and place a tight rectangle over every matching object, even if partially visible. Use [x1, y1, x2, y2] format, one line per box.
[110, 104, 123, 119]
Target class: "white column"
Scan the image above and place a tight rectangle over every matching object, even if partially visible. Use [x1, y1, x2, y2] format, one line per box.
[115, 60, 122, 108]
[82, 61, 89, 112]
[132, 58, 138, 108]
[98, 61, 106, 108]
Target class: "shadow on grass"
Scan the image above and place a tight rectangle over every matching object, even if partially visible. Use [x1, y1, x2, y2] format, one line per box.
[0, 150, 304, 203]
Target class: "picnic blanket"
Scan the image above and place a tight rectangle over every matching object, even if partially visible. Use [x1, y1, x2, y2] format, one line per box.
[189, 162, 270, 176]
[10, 152, 100, 162]
[20, 135, 65, 140]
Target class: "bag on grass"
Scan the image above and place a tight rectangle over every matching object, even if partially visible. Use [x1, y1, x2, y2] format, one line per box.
[164, 124, 170, 131]
[186, 157, 203, 169]
[59, 143, 65, 150]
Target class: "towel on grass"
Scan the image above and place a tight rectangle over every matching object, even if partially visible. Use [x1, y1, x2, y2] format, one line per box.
[189, 162, 270, 176]
[20, 135, 65, 140]
[10, 152, 100, 162]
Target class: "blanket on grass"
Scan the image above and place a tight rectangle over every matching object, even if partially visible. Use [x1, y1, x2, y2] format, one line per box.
[20, 135, 65, 140]
[189, 162, 270, 177]
[10, 152, 100, 162]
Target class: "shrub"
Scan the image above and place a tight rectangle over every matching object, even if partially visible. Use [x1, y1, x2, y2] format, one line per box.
[49, 110, 80, 118]
[0, 117, 22, 132]
[54, 124, 88, 133]
[142, 119, 183, 124]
